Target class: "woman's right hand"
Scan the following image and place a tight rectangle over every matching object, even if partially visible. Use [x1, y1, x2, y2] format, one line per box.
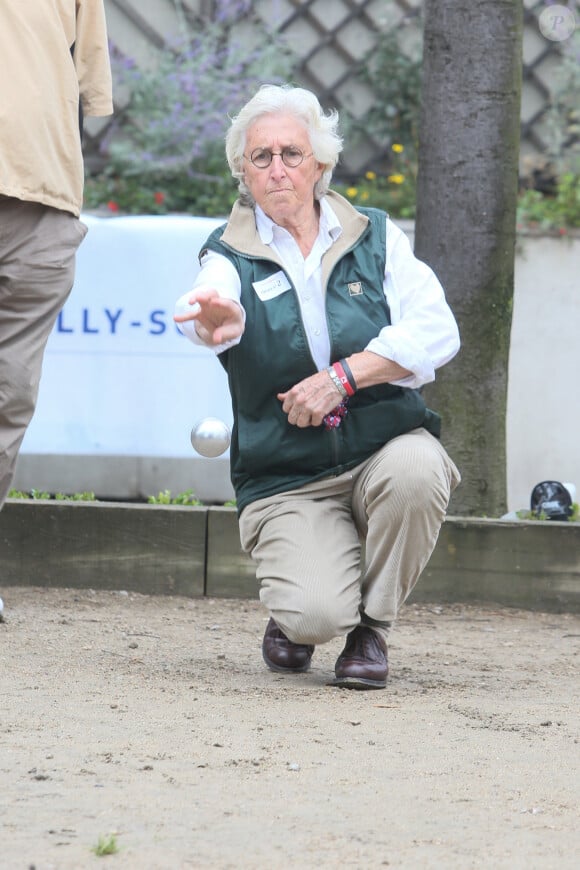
[174, 287, 245, 346]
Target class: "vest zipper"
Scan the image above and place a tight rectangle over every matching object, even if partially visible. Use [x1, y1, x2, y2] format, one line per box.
[329, 425, 342, 466]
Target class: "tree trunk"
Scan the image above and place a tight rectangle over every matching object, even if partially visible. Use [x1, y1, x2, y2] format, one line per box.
[415, 1, 523, 517]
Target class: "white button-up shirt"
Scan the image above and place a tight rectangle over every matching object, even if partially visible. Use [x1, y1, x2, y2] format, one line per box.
[175, 196, 460, 389]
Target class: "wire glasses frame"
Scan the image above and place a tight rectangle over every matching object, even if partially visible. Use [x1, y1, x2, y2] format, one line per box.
[244, 147, 313, 169]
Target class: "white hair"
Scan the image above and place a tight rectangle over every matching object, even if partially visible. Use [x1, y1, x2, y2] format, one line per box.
[225, 84, 343, 205]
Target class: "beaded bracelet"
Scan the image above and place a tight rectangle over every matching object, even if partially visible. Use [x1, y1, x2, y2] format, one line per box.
[323, 399, 349, 430]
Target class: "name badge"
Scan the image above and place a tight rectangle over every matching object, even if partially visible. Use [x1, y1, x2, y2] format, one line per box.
[252, 271, 291, 301]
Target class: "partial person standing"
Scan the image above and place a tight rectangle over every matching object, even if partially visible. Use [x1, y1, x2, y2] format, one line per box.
[0, 0, 113, 509]
[175, 85, 461, 690]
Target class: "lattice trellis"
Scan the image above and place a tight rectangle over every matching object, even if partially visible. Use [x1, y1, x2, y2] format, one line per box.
[521, 0, 579, 163]
[86, 0, 575, 177]
[255, 0, 423, 174]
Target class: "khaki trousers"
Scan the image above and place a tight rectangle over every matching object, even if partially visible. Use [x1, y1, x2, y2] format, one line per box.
[0, 197, 87, 507]
[240, 427, 460, 646]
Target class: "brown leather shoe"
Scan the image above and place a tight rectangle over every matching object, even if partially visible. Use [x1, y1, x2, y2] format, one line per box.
[333, 625, 388, 689]
[262, 617, 314, 673]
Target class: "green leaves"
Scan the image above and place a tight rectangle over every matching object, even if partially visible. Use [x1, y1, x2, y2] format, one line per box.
[147, 490, 202, 506]
[87, 5, 295, 217]
[517, 173, 580, 231]
[91, 834, 119, 856]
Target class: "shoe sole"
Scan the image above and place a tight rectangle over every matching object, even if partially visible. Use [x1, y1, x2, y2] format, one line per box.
[262, 650, 312, 674]
[331, 676, 387, 690]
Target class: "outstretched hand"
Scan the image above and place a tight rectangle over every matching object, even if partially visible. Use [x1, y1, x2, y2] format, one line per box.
[174, 288, 244, 346]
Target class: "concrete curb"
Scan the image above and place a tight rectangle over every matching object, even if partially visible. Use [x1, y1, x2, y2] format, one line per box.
[1, 501, 579, 612]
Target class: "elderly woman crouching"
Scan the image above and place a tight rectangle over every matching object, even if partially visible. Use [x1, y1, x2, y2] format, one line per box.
[175, 84, 460, 690]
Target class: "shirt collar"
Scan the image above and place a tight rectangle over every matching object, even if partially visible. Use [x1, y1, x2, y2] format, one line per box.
[255, 196, 343, 246]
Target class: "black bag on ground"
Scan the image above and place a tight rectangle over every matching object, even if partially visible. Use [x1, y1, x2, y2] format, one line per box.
[530, 481, 573, 521]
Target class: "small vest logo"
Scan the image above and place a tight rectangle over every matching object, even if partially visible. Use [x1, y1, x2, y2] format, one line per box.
[347, 281, 363, 296]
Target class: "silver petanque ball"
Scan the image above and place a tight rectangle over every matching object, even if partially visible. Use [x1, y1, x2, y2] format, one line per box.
[190, 417, 231, 458]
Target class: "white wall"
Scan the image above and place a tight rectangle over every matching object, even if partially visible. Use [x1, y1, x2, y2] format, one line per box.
[13, 216, 580, 511]
[15, 214, 235, 503]
[507, 232, 580, 511]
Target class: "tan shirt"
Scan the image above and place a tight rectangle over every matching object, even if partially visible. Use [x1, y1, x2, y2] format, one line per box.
[0, 0, 113, 216]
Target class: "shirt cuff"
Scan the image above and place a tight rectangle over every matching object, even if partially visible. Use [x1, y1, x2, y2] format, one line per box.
[365, 327, 436, 389]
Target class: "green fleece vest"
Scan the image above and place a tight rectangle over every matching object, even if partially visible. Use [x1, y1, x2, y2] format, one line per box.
[203, 201, 440, 514]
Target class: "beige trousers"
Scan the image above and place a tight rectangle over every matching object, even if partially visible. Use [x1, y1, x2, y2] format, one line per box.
[0, 197, 87, 507]
[239, 427, 461, 646]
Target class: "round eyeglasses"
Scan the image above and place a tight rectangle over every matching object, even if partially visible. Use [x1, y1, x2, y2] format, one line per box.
[245, 147, 313, 169]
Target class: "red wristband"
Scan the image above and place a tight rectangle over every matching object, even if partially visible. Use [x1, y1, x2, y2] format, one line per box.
[332, 361, 355, 397]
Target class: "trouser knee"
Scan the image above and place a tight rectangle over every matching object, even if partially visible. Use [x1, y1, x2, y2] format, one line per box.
[264, 595, 358, 646]
[369, 456, 453, 519]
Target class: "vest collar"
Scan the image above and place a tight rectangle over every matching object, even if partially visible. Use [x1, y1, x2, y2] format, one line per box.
[221, 190, 370, 267]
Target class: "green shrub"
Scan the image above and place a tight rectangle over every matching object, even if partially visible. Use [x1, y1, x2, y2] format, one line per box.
[85, 8, 579, 230]
[515, 503, 579, 523]
[54, 491, 97, 502]
[147, 489, 202, 506]
[517, 172, 580, 231]
[334, 143, 417, 219]
[8, 488, 51, 500]
[8, 489, 96, 501]
[86, 1, 294, 217]
[349, 18, 422, 162]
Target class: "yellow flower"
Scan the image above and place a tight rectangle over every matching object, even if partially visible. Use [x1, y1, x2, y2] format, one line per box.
[387, 173, 405, 185]
[346, 186, 358, 198]
[360, 191, 369, 201]
[392, 143, 404, 153]
[365, 171, 376, 181]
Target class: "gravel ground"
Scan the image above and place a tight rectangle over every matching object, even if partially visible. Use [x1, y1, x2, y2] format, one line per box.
[1, 586, 579, 869]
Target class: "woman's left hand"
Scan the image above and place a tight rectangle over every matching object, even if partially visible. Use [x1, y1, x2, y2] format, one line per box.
[277, 371, 344, 428]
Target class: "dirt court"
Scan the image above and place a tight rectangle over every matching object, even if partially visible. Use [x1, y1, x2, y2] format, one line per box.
[1, 586, 579, 870]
